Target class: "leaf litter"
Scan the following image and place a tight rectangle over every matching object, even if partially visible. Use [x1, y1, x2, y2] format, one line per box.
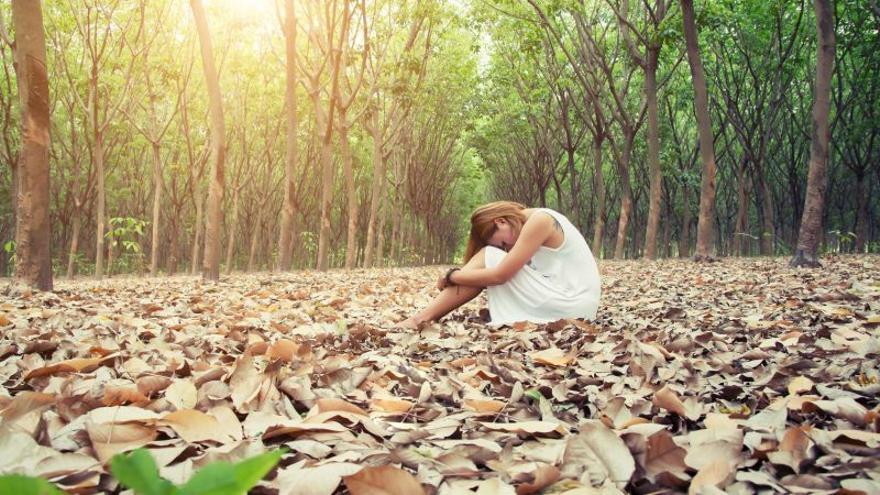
[0, 255, 879, 494]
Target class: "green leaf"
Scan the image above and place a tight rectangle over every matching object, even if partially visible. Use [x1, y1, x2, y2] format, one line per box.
[0, 475, 65, 495]
[110, 449, 178, 495]
[524, 388, 544, 402]
[178, 450, 284, 495]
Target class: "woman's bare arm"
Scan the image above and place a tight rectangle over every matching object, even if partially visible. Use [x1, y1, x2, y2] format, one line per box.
[449, 213, 555, 287]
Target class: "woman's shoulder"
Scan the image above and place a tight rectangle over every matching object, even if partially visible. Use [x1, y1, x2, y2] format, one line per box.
[525, 208, 565, 221]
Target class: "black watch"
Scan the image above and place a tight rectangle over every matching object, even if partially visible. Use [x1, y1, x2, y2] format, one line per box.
[445, 267, 461, 286]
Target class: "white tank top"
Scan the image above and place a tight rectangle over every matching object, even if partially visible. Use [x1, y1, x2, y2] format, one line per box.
[527, 208, 601, 299]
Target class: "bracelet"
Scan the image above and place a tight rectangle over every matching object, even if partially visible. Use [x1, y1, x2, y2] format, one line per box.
[445, 267, 461, 286]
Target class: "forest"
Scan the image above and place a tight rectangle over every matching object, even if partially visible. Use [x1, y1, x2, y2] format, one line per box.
[1, 1, 880, 495]
[2, 0, 876, 288]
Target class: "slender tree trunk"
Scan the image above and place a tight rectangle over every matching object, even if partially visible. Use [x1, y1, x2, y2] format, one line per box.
[663, 197, 672, 258]
[758, 171, 775, 255]
[363, 116, 384, 267]
[190, 0, 226, 281]
[11, 0, 52, 290]
[614, 133, 634, 259]
[224, 187, 239, 273]
[247, 219, 260, 272]
[149, 142, 162, 275]
[91, 78, 107, 279]
[375, 181, 389, 267]
[106, 235, 114, 277]
[734, 158, 750, 256]
[340, 121, 358, 269]
[316, 140, 334, 270]
[643, 58, 662, 259]
[854, 174, 868, 252]
[66, 213, 80, 278]
[681, 0, 718, 260]
[391, 195, 402, 265]
[190, 188, 203, 275]
[277, 0, 298, 272]
[591, 136, 605, 257]
[679, 184, 691, 257]
[791, 0, 835, 267]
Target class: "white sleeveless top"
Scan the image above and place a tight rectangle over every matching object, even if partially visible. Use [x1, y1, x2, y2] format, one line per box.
[484, 208, 601, 325]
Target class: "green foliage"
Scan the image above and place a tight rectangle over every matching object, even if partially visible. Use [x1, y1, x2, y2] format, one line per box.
[0, 449, 287, 495]
[3, 239, 14, 268]
[107, 217, 148, 273]
[111, 448, 285, 495]
[111, 449, 177, 495]
[0, 475, 64, 495]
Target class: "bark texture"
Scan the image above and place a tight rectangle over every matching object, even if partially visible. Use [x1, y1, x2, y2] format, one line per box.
[11, 0, 52, 290]
[791, 0, 835, 267]
[681, 0, 718, 260]
[190, 0, 226, 281]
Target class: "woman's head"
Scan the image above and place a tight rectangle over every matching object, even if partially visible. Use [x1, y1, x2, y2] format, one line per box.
[463, 201, 527, 261]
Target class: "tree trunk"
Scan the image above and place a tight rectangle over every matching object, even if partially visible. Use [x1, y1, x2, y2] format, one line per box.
[363, 115, 384, 267]
[149, 142, 162, 275]
[224, 187, 239, 273]
[340, 121, 358, 269]
[247, 219, 260, 272]
[591, 136, 605, 258]
[791, 0, 835, 267]
[679, 184, 691, 257]
[277, 0, 298, 272]
[734, 157, 750, 256]
[91, 77, 107, 279]
[190, 0, 226, 281]
[854, 174, 868, 252]
[11, 0, 52, 290]
[758, 171, 775, 255]
[375, 180, 389, 267]
[66, 213, 80, 278]
[681, 0, 718, 260]
[614, 133, 634, 259]
[643, 56, 662, 259]
[190, 188, 203, 275]
[316, 140, 334, 270]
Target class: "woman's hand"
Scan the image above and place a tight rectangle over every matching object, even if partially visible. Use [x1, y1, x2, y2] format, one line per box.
[437, 267, 460, 290]
[436, 273, 449, 291]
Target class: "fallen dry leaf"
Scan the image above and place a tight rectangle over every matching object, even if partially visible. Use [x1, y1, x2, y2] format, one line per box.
[343, 465, 425, 495]
[0, 257, 877, 493]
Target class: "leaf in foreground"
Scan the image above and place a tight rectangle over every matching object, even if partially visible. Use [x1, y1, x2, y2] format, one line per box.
[111, 449, 177, 495]
[0, 475, 64, 495]
[177, 449, 285, 495]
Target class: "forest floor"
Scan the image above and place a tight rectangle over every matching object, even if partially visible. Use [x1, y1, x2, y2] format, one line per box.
[1, 255, 879, 494]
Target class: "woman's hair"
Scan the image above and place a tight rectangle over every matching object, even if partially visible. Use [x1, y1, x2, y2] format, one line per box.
[463, 201, 527, 262]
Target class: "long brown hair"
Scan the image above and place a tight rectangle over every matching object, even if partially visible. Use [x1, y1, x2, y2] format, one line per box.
[463, 201, 527, 262]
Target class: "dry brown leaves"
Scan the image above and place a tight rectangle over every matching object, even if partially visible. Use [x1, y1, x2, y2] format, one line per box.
[0, 255, 878, 494]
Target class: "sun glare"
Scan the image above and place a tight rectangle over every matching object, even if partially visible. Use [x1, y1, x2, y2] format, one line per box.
[204, 0, 278, 25]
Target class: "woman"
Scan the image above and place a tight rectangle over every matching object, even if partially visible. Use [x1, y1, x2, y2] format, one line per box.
[400, 201, 601, 328]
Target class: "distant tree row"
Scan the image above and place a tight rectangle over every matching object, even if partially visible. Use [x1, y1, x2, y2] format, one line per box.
[1, 0, 484, 288]
[472, 0, 877, 262]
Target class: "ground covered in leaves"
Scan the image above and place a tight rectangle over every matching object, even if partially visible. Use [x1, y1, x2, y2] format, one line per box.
[1, 255, 879, 494]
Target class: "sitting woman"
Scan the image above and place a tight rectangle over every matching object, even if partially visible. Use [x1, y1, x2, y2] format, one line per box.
[400, 201, 601, 328]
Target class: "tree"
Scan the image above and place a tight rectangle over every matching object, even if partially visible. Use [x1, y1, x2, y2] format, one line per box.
[680, 0, 717, 260]
[610, 0, 673, 260]
[69, 1, 146, 279]
[790, 0, 835, 267]
[9, 0, 52, 290]
[276, 0, 298, 272]
[189, 0, 226, 281]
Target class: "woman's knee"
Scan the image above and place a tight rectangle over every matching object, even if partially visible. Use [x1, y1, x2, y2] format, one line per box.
[482, 246, 505, 268]
[464, 247, 487, 269]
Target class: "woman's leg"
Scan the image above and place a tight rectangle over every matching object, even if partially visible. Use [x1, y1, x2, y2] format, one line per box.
[399, 248, 487, 328]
